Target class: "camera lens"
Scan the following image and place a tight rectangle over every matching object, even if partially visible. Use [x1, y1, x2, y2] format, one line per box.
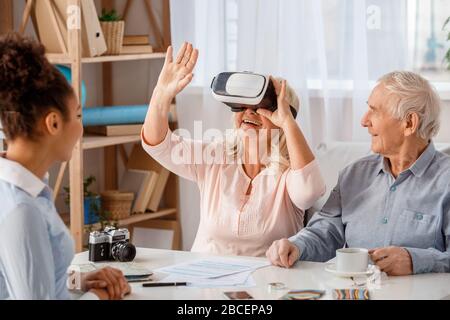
[111, 241, 136, 262]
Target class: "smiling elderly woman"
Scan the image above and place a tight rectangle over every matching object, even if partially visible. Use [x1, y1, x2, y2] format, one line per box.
[266, 71, 450, 275]
[141, 43, 326, 257]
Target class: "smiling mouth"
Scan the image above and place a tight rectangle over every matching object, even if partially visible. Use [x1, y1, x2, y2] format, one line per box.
[242, 119, 262, 127]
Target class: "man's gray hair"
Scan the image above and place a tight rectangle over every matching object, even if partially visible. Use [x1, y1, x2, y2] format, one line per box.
[378, 71, 441, 141]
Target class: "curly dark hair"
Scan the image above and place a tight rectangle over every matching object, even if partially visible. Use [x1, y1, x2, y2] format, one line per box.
[0, 33, 74, 141]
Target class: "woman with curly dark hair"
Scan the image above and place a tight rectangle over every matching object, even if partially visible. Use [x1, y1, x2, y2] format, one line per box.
[0, 33, 130, 300]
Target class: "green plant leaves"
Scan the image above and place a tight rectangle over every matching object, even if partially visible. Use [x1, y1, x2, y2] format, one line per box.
[99, 8, 122, 22]
[444, 16, 450, 70]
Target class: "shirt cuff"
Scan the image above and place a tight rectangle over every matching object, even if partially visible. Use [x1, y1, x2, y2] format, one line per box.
[404, 247, 433, 274]
[141, 128, 171, 153]
[288, 159, 320, 176]
[286, 160, 326, 210]
[288, 234, 308, 261]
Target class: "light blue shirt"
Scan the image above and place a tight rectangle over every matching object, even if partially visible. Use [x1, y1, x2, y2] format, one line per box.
[290, 142, 450, 274]
[0, 156, 76, 299]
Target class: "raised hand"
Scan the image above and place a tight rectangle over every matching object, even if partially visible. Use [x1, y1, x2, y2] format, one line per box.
[144, 42, 199, 146]
[256, 77, 295, 129]
[153, 42, 199, 104]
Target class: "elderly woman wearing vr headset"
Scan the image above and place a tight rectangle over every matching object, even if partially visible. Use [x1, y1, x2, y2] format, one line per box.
[142, 42, 325, 257]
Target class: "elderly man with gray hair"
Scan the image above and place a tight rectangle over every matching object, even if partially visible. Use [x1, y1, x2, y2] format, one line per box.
[266, 71, 450, 275]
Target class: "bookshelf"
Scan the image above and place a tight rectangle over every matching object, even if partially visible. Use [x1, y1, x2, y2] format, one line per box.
[46, 52, 166, 64]
[11, 0, 181, 252]
[82, 134, 141, 150]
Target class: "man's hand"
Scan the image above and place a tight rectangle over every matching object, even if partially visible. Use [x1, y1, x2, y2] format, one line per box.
[369, 246, 413, 276]
[266, 239, 300, 268]
[82, 267, 131, 300]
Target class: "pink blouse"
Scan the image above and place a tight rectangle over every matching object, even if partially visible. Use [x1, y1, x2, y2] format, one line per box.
[142, 130, 326, 257]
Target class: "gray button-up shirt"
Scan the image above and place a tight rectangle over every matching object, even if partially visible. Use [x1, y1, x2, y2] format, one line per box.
[290, 142, 450, 273]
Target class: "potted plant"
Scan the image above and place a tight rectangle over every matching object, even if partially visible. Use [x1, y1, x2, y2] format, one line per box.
[444, 16, 450, 70]
[99, 8, 125, 55]
[64, 175, 112, 226]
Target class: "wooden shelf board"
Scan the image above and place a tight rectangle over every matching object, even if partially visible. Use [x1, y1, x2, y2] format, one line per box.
[82, 134, 141, 150]
[60, 208, 177, 228]
[46, 52, 166, 64]
[81, 114, 176, 150]
[115, 208, 177, 227]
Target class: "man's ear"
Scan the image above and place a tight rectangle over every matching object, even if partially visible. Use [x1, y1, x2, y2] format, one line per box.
[404, 112, 420, 137]
[44, 111, 63, 136]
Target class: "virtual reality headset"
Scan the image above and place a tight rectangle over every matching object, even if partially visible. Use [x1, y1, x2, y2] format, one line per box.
[210, 71, 298, 118]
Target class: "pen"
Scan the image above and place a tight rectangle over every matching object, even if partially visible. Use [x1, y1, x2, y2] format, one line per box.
[142, 282, 188, 287]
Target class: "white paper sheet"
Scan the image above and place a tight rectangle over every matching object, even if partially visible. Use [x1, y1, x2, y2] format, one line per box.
[154, 257, 270, 279]
[161, 270, 256, 288]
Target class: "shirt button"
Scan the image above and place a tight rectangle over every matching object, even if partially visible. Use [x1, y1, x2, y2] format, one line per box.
[415, 213, 423, 220]
[390, 186, 397, 192]
[382, 217, 388, 224]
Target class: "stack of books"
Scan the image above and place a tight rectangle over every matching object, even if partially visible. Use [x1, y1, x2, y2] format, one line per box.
[121, 34, 153, 54]
[119, 143, 170, 214]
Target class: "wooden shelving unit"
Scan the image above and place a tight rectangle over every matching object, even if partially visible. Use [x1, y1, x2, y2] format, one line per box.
[82, 134, 142, 150]
[0, 0, 13, 34]
[46, 52, 166, 64]
[11, 0, 181, 252]
[62, 208, 176, 229]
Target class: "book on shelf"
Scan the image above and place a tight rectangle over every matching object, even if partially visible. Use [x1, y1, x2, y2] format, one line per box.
[31, 0, 107, 57]
[123, 35, 150, 46]
[121, 45, 154, 55]
[84, 124, 143, 136]
[127, 144, 170, 212]
[146, 168, 170, 212]
[119, 169, 159, 214]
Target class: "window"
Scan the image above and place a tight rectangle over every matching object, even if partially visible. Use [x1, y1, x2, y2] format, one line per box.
[408, 0, 450, 82]
[223, 0, 450, 83]
[225, 0, 238, 71]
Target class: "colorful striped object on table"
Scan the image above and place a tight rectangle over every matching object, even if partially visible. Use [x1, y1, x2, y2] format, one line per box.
[333, 289, 370, 300]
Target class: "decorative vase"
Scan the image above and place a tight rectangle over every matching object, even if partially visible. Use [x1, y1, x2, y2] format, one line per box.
[84, 195, 101, 224]
[100, 21, 125, 55]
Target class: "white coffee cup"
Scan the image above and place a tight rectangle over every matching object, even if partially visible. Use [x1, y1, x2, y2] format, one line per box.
[336, 248, 369, 273]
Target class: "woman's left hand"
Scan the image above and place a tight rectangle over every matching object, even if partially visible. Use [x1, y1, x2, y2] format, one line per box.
[256, 77, 295, 129]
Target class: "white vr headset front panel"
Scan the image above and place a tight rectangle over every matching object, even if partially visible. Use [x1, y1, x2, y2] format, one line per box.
[211, 72, 269, 106]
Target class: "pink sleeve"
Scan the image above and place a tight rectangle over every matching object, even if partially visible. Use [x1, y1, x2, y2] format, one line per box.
[141, 129, 206, 183]
[285, 160, 326, 210]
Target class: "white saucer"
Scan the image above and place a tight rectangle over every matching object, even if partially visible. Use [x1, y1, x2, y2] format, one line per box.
[325, 263, 374, 278]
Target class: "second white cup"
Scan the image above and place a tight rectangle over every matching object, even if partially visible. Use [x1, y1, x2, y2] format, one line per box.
[336, 248, 369, 273]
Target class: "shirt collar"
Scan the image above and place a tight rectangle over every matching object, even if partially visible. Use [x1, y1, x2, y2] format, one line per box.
[0, 155, 48, 198]
[409, 142, 436, 177]
[376, 142, 436, 178]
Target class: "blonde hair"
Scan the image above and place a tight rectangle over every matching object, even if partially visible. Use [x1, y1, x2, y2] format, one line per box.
[378, 71, 441, 141]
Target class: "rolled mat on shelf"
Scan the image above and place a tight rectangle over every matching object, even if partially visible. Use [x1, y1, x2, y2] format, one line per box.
[82, 105, 148, 126]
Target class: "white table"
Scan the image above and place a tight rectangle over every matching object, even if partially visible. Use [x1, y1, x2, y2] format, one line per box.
[72, 248, 450, 300]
